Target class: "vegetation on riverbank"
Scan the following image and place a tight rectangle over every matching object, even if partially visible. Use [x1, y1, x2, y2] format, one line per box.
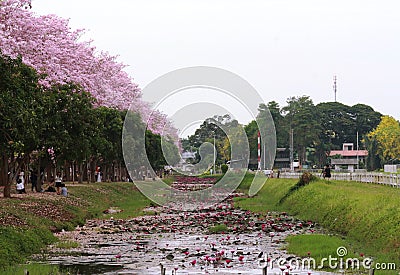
[0, 182, 151, 271]
[235, 174, 400, 273]
[1, 174, 399, 274]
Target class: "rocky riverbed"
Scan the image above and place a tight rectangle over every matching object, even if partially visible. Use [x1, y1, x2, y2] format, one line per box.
[39, 195, 333, 274]
[30, 177, 338, 275]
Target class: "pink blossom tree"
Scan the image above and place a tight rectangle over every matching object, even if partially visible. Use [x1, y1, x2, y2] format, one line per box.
[0, 0, 178, 138]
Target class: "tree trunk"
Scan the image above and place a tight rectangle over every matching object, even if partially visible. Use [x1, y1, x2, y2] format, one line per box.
[64, 161, 70, 182]
[118, 162, 122, 181]
[84, 161, 89, 183]
[37, 157, 42, 192]
[71, 161, 75, 183]
[1, 154, 11, 198]
[78, 162, 83, 183]
[91, 160, 97, 183]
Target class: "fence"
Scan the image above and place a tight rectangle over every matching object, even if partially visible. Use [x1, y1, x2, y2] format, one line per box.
[279, 171, 400, 188]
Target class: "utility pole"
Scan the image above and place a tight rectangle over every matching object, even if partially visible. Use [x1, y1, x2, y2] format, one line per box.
[213, 134, 216, 174]
[263, 141, 266, 171]
[356, 131, 359, 169]
[258, 131, 261, 170]
[333, 75, 337, 102]
[290, 128, 294, 172]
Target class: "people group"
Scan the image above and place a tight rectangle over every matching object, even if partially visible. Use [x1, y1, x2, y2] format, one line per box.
[15, 171, 67, 197]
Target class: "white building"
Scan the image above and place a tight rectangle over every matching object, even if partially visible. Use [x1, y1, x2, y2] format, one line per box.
[329, 143, 368, 172]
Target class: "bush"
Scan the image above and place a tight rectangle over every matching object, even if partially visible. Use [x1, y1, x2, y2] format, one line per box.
[298, 171, 317, 186]
[279, 172, 317, 204]
[221, 164, 229, 174]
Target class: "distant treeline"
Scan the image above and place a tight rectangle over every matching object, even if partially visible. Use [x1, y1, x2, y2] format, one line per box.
[182, 96, 399, 170]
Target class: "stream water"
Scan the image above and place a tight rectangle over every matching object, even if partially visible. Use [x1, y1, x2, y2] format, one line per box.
[37, 180, 336, 275]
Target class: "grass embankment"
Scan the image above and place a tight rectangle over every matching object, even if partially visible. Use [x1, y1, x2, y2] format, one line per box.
[235, 174, 400, 272]
[0, 182, 151, 272]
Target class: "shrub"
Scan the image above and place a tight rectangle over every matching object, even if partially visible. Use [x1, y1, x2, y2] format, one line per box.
[298, 171, 317, 187]
[279, 172, 317, 204]
[221, 164, 229, 174]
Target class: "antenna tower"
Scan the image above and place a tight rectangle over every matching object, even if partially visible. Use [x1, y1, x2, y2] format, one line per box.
[333, 75, 337, 102]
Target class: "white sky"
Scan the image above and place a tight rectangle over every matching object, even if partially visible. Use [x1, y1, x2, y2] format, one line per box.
[32, 0, 400, 126]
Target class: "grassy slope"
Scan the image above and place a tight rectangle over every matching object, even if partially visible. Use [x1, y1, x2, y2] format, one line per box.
[0, 182, 151, 271]
[2, 175, 400, 273]
[235, 175, 400, 268]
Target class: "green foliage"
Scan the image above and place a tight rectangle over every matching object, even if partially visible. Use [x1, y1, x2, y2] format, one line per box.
[364, 134, 382, 171]
[0, 227, 56, 269]
[282, 96, 321, 165]
[0, 53, 179, 187]
[0, 263, 61, 275]
[0, 54, 44, 195]
[266, 101, 287, 147]
[228, 172, 252, 193]
[235, 178, 400, 266]
[279, 172, 318, 204]
[316, 102, 382, 166]
[184, 114, 240, 166]
[244, 120, 259, 165]
[0, 54, 43, 153]
[41, 84, 96, 165]
[0, 183, 151, 270]
[208, 224, 228, 234]
[55, 240, 79, 249]
[367, 116, 400, 164]
[145, 130, 180, 171]
[221, 164, 229, 174]
[285, 234, 363, 270]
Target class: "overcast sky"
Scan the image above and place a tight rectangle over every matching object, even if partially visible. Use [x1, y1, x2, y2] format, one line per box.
[32, 0, 399, 125]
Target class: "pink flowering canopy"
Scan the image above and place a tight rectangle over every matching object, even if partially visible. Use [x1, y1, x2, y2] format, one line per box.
[0, 0, 177, 137]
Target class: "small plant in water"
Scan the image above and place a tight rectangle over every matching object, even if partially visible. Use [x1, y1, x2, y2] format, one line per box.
[56, 240, 80, 249]
[208, 224, 228, 234]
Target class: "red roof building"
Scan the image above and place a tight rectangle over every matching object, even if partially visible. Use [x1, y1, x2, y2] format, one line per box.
[329, 143, 368, 171]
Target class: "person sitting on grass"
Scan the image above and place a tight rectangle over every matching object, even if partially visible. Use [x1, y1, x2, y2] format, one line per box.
[60, 183, 68, 197]
[45, 178, 56, 192]
[16, 178, 26, 194]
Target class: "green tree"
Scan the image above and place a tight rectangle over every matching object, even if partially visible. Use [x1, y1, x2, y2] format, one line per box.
[367, 116, 400, 164]
[187, 115, 235, 165]
[265, 101, 287, 147]
[244, 120, 259, 168]
[315, 102, 381, 165]
[0, 54, 43, 197]
[350, 103, 382, 136]
[282, 96, 320, 166]
[87, 107, 125, 182]
[40, 84, 96, 181]
[122, 111, 146, 178]
[363, 134, 382, 171]
[145, 131, 180, 171]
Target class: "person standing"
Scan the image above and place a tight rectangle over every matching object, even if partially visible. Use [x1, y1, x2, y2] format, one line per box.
[96, 167, 102, 182]
[19, 171, 25, 186]
[55, 172, 63, 195]
[323, 164, 331, 179]
[30, 170, 38, 192]
[16, 178, 26, 194]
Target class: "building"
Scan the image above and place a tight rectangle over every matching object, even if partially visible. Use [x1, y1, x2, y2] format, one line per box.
[274, 148, 290, 169]
[329, 143, 368, 172]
